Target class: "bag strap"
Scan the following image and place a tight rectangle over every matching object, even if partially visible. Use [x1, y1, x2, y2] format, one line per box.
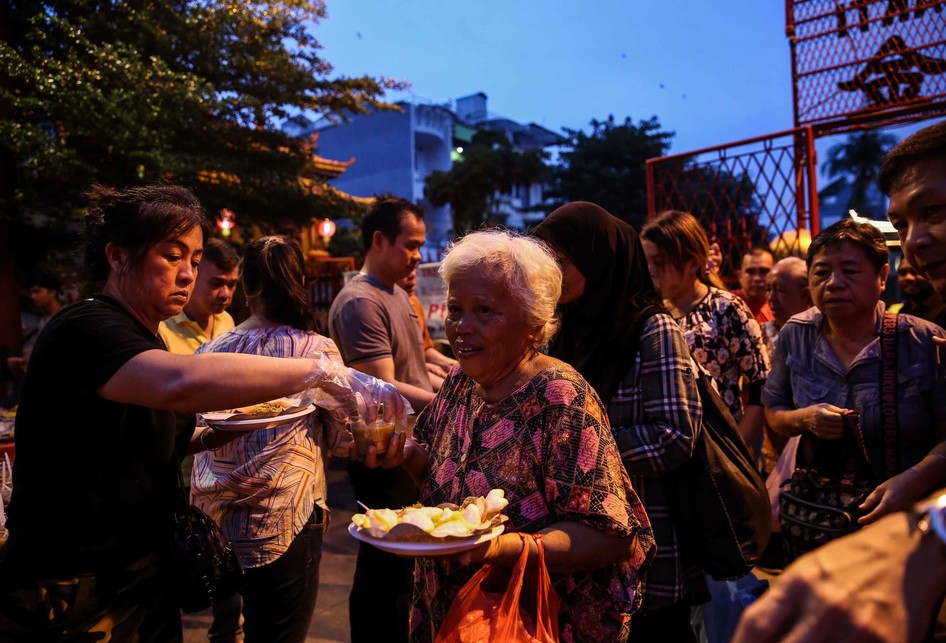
[173, 452, 191, 513]
[498, 533, 532, 617]
[840, 410, 870, 490]
[880, 312, 899, 481]
[531, 534, 549, 619]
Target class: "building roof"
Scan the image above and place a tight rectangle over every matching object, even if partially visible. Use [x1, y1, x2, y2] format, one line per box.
[303, 132, 356, 179]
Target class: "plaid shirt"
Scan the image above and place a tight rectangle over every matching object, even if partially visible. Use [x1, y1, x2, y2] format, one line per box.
[608, 312, 708, 611]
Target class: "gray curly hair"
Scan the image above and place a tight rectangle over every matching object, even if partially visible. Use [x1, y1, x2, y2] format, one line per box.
[439, 230, 562, 348]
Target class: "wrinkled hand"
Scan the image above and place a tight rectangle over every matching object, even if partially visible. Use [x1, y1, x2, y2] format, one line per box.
[860, 469, 927, 525]
[804, 403, 849, 439]
[453, 534, 511, 566]
[734, 511, 946, 643]
[935, 336, 946, 348]
[349, 431, 410, 469]
[345, 368, 410, 425]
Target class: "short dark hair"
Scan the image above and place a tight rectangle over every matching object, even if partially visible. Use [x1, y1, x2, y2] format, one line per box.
[31, 273, 61, 292]
[878, 120, 946, 195]
[361, 194, 424, 253]
[202, 238, 240, 272]
[241, 236, 313, 331]
[742, 247, 775, 264]
[82, 183, 211, 283]
[806, 219, 888, 272]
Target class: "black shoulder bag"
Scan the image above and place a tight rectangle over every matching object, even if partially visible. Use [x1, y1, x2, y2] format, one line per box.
[779, 313, 899, 562]
[170, 454, 244, 613]
[665, 370, 772, 580]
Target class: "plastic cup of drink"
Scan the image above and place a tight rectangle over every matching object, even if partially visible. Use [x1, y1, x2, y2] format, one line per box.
[351, 414, 396, 456]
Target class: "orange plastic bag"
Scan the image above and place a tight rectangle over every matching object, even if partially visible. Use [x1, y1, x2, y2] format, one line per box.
[435, 533, 560, 643]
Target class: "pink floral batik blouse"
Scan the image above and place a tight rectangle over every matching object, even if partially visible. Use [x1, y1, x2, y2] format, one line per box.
[410, 362, 655, 643]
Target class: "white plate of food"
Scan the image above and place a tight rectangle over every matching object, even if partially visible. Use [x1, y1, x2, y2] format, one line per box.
[348, 489, 510, 556]
[200, 401, 317, 431]
[348, 521, 506, 556]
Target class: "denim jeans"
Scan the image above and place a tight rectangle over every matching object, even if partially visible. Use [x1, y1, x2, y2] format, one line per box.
[240, 506, 325, 643]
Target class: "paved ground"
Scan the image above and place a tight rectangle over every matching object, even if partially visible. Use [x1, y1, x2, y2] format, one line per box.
[183, 458, 358, 643]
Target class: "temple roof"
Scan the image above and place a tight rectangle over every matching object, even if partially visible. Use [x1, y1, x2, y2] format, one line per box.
[304, 132, 356, 179]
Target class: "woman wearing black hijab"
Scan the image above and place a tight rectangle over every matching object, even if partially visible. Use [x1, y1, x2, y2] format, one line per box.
[533, 202, 706, 642]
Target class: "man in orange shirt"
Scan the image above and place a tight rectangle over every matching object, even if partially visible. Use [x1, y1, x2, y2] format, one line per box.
[732, 247, 776, 325]
[397, 268, 457, 391]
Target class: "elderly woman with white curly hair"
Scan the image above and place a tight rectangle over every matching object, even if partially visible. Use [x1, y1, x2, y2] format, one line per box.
[361, 230, 656, 643]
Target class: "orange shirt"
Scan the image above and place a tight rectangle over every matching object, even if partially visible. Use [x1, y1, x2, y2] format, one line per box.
[409, 293, 434, 351]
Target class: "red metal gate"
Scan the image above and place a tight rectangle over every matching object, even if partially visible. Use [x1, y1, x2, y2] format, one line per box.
[787, 0, 946, 135]
[645, 2, 945, 277]
[646, 127, 819, 281]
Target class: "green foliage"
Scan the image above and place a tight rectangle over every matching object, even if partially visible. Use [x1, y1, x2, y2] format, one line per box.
[820, 130, 898, 217]
[659, 162, 768, 277]
[1, 0, 405, 230]
[424, 129, 548, 235]
[548, 115, 674, 229]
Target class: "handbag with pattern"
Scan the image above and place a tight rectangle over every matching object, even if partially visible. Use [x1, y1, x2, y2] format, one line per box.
[778, 410, 877, 560]
[779, 313, 899, 562]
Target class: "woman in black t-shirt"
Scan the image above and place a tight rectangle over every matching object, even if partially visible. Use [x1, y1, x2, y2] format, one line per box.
[0, 185, 406, 641]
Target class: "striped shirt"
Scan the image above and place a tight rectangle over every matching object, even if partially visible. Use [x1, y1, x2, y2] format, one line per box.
[608, 312, 708, 611]
[191, 326, 351, 568]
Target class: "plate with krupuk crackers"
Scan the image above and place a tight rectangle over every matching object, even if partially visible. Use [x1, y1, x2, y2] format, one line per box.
[200, 397, 317, 431]
[349, 489, 509, 556]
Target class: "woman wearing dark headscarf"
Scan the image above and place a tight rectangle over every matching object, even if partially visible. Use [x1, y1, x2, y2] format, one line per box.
[533, 202, 706, 642]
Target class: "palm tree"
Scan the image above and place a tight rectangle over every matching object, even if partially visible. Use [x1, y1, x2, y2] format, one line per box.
[820, 130, 898, 217]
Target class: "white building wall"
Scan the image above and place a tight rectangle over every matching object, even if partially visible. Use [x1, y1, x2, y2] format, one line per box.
[300, 95, 559, 256]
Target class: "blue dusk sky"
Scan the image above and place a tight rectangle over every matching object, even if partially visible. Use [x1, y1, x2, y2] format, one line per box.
[315, 1, 794, 154]
[314, 1, 929, 180]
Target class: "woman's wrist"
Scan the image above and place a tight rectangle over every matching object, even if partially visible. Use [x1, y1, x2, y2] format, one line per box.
[301, 358, 327, 390]
[477, 532, 530, 567]
[199, 427, 219, 452]
[910, 455, 946, 491]
[769, 408, 805, 437]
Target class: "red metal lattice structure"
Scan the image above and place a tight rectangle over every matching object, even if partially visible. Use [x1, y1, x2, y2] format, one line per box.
[646, 127, 819, 282]
[645, 2, 945, 274]
[787, 0, 946, 134]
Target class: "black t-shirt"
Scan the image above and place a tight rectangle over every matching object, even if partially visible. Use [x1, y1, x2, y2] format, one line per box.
[4, 295, 194, 578]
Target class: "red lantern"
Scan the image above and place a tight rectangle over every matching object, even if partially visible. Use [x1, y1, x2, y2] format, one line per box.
[317, 218, 336, 247]
[217, 209, 235, 238]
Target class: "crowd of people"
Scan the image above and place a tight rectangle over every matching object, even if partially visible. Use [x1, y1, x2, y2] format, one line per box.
[0, 119, 945, 643]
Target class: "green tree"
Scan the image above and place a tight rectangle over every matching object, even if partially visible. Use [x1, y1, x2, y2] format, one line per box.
[659, 162, 767, 279]
[424, 129, 548, 235]
[1, 0, 404, 231]
[0, 0, 404, 366]
[820, 130, 898, 217]
[548, 115, 674, 229]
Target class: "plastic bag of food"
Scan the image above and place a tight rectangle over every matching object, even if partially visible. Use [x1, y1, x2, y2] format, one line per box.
[302, 352, 411, 427]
